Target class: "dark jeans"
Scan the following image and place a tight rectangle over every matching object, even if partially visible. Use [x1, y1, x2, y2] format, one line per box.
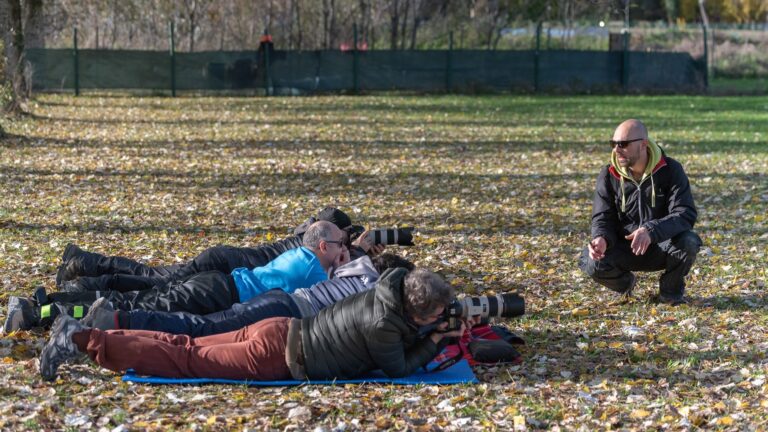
[121, 289, 302, 337]
[49, 271, 240, 315]
[69, 241, 303, 291]
[579, 230, 702, 298]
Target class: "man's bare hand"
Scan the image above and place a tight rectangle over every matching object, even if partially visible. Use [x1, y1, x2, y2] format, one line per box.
[335, 246, 350, 268]
[430, 321, 466, 344]
[351, 229, 373, 253]
[367, 244, 386, 257]
[625, 227, 651, 256]
[588, 236, 607, 260]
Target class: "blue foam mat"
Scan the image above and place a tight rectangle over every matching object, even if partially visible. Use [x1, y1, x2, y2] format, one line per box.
[122, 360, 477, 386]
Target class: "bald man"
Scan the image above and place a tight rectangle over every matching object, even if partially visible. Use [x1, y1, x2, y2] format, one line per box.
[579, 119, 701, 305]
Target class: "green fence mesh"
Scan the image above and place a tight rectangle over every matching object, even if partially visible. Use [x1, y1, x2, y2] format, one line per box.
[26, 48, 705, 93]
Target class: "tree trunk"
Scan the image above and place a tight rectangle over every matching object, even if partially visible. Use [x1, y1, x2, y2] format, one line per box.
[389, 0, 399, 50]
[328, 0, 336, 49]
[409, 17, 420, 49]
[358, 0, 369, 46]
[189, 10, 196, 52]
[400, 0, 409, 49]
[1, 0, 12, 79]
[5, 0, 27, 111]
[697, 0, 709, 28]
[23, 0, 44, 49]
[322, 0, 330, 48]
[110, 0, 118, 48]
[663, 0, 678, 24]
[294, 0, 302, 50]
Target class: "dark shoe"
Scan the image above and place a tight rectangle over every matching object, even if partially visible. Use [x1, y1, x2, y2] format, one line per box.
[609, 273, 636, 306]
[33, 286, 48, 305]
[61, 243, 81, 263]
[80, 297, 116, 330]
[651, 293, 688, 306]
[55, 244, 80, 286]
[59, 280, 86, 294]
[39, 315, 86, 381]
[3, 296, 39, 333]
[623, 273, 637, 298]
[55, 244, 102, 287]
[55, 260, 84, 287]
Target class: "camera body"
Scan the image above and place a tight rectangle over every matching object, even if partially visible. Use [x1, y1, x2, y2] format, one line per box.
[441, 293, 525, 332]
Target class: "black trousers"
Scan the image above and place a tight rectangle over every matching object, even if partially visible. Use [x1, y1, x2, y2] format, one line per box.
[48, 271, 240, 315]
[579, 230, 702, 298]
[122, 289, 302, 337]
[70, 241, 301, 292]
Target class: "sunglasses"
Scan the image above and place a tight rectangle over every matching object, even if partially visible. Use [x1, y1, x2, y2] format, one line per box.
[324, 240, 345, 247]
[610, 138, 644, 149]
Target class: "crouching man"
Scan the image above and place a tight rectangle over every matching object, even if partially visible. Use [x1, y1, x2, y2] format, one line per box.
[579, 119, 702, 305]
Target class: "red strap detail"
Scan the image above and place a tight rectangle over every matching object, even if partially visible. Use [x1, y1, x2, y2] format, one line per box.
[608, 165, 621, 180]
[651, 157, 667, 174]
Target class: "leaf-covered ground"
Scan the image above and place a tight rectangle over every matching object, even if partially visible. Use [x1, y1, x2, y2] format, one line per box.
[1, 94, 767, 431]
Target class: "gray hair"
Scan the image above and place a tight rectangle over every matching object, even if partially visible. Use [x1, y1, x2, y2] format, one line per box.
[302, 220, 336, 249]
[403, 268, 454, 320]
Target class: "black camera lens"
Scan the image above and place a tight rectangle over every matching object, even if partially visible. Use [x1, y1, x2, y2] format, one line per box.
[367, 228, 414, 246]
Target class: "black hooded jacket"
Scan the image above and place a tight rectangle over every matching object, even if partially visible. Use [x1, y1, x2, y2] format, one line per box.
[590, 153, 697, 248]
[301, 267, 446, 379]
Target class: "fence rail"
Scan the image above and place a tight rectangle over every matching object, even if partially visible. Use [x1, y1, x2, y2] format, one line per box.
[26, 46, 706, 95]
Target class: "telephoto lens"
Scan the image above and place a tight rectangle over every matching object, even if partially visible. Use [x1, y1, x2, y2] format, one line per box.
[366, 228, 415, 246]
[442, 293, 525, 331]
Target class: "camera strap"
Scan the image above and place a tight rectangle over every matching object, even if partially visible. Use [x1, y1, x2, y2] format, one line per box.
[425, 338, 464, 373]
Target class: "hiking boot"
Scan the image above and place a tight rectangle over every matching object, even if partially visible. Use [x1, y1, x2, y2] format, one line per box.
[39, 315, 86, 381]
[623, 273, 637, 298]
[33, 286, 48, 305]
[3, 296, 39, 333]
[55, 260, 85, 287]
[55, 244, 80, 286]
[55, 244, 103, 287]
[80, 297, 116, 330]
[652, 293, 688, 306]
[59, 279, 86, 294]
[609, 273, 636, 306]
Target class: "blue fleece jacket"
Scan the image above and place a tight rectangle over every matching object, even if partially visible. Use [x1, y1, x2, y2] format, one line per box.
[231, 247, 327, 302]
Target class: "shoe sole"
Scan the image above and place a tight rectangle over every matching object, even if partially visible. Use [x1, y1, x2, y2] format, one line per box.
[39, 316, 84, 381]
[3, 309, 24, 334]
[55, 244, 80, 286]
[81, 297, 114, 328]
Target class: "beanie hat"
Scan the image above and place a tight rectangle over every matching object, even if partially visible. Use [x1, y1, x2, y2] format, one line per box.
[316, 207, 353, 230]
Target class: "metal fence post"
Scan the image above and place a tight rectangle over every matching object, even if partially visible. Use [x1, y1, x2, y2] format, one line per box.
[701, 22, 709, 90]
[169, 21, 176, 97]
[445, 31, 453, 93]
[73, 27, 79, 96]
[534, 22, 542, 93]
[353, 23, 359, 94]
[264, 35, 272, 96]
[622, 29, 629, 92]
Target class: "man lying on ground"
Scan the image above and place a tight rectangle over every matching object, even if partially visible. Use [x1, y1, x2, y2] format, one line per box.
[56, 207, 381, 293]
[81, 253, 414, 338]
[40, 268, 474, 382]
[6, 221, 369, 331]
